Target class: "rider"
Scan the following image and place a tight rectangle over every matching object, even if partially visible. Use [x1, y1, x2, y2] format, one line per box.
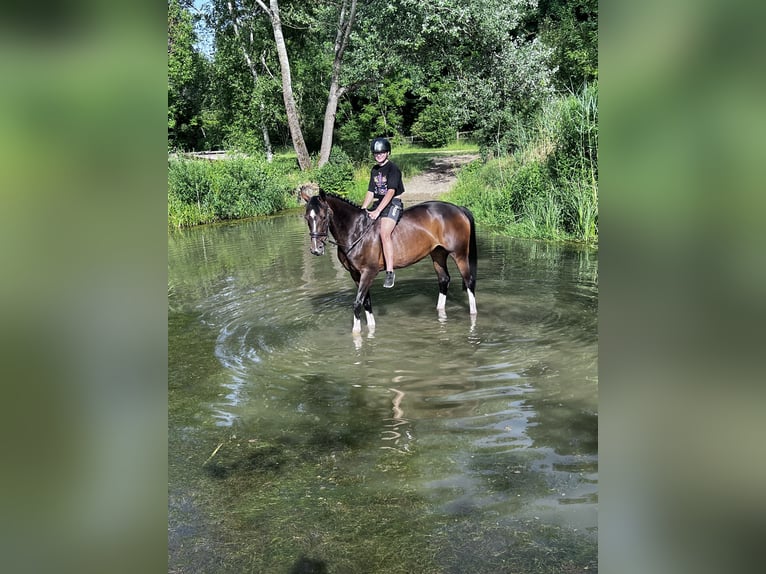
[361, 137, 405, 288]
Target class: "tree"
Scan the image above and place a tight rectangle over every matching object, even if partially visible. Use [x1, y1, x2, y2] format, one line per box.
[317, 0, 357, 166]
[168, 0, 207, 150]
[522, 0, 598, 91]
[349, 0, 554, 156]
[225, 0, 274, 160]
[207, 1, 360, 169]
[193, 0, 575, 162]
[254, 0, 312, 169]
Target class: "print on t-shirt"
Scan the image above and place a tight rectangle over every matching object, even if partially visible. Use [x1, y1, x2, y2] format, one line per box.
[373, 172, 388, 196]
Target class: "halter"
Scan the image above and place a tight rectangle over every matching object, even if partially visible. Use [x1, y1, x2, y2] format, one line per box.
[306, 193, 375, 255]
[312, 220, 374, 254]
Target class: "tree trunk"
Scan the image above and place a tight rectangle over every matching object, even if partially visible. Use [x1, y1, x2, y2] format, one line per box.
[263, 0, 311, 170]
[318, 86, 342, 167]
[317, 0, 357, 167]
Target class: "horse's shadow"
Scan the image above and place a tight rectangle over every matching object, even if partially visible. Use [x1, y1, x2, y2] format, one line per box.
[288, 555, 327, 574]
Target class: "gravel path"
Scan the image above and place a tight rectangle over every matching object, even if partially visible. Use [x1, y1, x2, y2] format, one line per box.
[402, 154, 479, 205]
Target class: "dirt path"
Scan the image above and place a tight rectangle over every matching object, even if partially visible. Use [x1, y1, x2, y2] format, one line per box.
[402, 154, 479, 205]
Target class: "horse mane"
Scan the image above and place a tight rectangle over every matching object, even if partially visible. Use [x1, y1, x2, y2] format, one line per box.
[320, 190, 364, 211]
[299, 183, 363, 211]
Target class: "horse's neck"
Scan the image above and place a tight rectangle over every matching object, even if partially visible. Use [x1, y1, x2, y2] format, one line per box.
[326, 196, 363, 239]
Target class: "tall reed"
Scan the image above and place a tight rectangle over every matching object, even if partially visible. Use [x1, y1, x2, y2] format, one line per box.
[446, 83, 598, 243]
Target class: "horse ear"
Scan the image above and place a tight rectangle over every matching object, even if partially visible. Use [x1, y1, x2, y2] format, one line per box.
[298, 183, 317, 203]
[318, 188, 326, 200]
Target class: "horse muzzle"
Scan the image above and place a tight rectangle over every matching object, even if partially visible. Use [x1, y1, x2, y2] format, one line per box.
[309, 233, 327, 255]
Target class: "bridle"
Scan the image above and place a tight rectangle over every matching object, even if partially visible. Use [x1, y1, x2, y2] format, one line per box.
[308, 210, 374, 255]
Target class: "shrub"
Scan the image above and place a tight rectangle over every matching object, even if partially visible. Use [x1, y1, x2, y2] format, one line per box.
[316, 146, 354, 196]
[411, 101, 455, 148]
[447, 158, 516, 230]
[168, 158, 209, 205]
[168, 156, 295, 228]
[509, 161, 553, 219]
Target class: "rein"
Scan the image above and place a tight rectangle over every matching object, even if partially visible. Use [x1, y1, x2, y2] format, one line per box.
[314, 217, 375, 254]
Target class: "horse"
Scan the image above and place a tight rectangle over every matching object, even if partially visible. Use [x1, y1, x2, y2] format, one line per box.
[299, 185, 477, 333]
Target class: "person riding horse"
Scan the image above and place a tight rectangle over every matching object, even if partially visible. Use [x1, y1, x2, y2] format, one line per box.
[360, 137, 405, 288]
[301, 186, 477, 334]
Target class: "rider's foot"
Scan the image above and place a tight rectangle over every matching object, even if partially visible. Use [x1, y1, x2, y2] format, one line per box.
[383, 271, 395, 288]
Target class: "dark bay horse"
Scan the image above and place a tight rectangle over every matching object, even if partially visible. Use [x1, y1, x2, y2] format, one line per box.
[300, 186, 477, 333]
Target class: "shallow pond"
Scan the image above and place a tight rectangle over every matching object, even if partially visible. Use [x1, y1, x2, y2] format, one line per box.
[168, 210, 598, 573]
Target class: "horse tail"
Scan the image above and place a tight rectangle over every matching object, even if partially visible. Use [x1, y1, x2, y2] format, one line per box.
[459, 206, 477, 292]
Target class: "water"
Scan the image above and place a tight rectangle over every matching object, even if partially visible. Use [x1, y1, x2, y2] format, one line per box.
[169, 211, 598, 573]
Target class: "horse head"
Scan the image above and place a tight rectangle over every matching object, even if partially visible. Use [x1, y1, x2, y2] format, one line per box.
[299, 185, 332, 256]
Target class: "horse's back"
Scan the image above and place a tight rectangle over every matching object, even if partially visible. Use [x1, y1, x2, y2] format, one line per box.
[396, 201, 472, 253]
[402, 200, 460, 223]
[402, 201, 470, 229]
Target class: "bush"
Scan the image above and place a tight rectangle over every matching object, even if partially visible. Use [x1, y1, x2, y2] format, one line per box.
[168, 158, 209, 205]
[445, 81, 598, 243]
[411, 101, 455, 148]
[316, 146, 354, 196]
[509, 161, 553, 219]
[446, 158, 515, 229]
[168, 156, 295, 228]
[545, 83, 598, 240]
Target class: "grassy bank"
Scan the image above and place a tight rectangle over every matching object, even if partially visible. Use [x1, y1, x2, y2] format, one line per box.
[445, 84, 598, 243]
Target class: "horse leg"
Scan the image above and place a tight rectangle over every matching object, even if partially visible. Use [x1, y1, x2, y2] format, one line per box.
[451, 253, 478, 315]
[352, 269, 377, 334]
[430, 247, 451, 312]
[349, 269, 364, 333]
[363, 289, 375, 332]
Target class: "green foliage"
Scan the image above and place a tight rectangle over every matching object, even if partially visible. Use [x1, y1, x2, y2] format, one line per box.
[546, 83, 598, 240]
[170, 0, 598, 238]
[316, 146, 354, 196]
[531, 0, 598, 91]
[448, 159, 516, 229]
[168, 0, 207, 150]
[185, 0, 597, 160]
[411, 95, 456, 148]
[336, 76, 413, 158]
[446, 82, 598, 243]
[168, 156, 296, 228]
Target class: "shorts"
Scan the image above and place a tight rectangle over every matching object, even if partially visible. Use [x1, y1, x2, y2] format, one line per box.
[374, 197, 404, 222]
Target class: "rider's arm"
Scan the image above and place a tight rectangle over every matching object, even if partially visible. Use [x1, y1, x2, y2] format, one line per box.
[360, 191, 374, 210]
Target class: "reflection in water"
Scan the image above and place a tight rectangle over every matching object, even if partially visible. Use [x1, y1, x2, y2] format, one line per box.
[169, 212, 598, 572]
[381, 387, 412, 453]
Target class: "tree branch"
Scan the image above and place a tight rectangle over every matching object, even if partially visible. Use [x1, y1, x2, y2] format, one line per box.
[253, 0, 271, 18]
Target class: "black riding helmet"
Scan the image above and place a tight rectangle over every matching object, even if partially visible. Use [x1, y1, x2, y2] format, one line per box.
[370, 137, 391, 154]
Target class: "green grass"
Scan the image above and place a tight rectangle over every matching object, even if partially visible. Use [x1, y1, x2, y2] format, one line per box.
[168, 118, 599, 244]
[168, 156, 297, 228]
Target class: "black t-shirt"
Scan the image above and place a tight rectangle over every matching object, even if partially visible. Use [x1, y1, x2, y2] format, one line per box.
[368, 161, 405, 198]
